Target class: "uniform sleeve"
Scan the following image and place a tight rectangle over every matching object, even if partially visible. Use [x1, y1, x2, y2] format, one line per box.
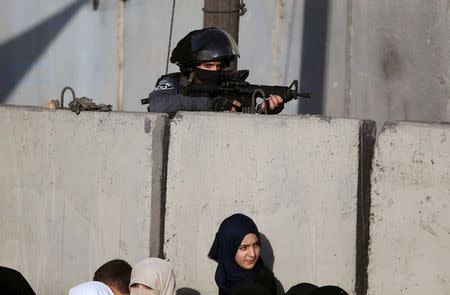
[147, 77, 209, 117]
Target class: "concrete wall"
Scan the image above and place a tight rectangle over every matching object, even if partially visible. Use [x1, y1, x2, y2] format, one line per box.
[2, 1, 449, 125]
[368, 121, 450, 295]
[0, 0, 119, 107]
[123, 0, 204, 111]
[1, 106, 450, 295]
[241, 0, 450, 124]
[0, 0, 203, 111]
[164, 112, 375, 295]
[350, 0, 450, 127]
[0, 105, 168, 294]
[239, 0, 349, 116]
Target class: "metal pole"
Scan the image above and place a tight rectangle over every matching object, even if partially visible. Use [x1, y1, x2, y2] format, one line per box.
[203, 0, 242, 70]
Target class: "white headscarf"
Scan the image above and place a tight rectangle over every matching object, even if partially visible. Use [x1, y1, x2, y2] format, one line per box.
[69, 281, 114, 295]
[129, 258, 176, 295]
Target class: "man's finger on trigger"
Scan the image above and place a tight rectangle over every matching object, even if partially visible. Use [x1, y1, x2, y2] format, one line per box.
[270, 94, 282, 104]
[269, 98, 275, 110]
[270, 95, 280, 104]
[271, 96, 279, 106]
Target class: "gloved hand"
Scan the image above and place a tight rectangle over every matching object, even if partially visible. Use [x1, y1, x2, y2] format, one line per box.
[208, 96, 235, 112]
[257, 94, 284, 114]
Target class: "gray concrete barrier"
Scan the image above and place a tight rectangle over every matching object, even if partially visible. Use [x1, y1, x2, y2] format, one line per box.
[6, 107, 448, 295]
[164, 112, 375, 295]
[0, 105, 168, 295]
[368, 121, 450, 295]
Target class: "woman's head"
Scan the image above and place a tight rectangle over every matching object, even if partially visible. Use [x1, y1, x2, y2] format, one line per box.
[129, 258, 176, 295]
[286, 283, 349, 295]
[209, 213, 262, 267]
[234, 233, 260, 270]
[208, 213, 264, 293]
[69, 281, 114, 295]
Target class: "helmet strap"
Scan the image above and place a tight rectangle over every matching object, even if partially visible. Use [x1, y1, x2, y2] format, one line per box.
[187, 72, 195, 84]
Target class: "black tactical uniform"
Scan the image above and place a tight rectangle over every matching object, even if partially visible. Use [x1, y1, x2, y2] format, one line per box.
[147, 72, 210, 118]
[145, 27, 283, 117]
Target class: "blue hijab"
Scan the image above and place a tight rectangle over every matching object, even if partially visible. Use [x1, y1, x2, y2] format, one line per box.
[208, 213, 264, 295]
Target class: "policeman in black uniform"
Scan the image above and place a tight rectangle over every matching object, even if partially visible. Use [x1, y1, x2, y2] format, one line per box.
[145, 27, 284, 117]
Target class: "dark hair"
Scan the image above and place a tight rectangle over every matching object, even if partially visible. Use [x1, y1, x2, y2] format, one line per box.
[93, 259, 132, 294]
[286, 283, 349, 295]
[0, 266, 36, 295]
[311, 286, 348, 295]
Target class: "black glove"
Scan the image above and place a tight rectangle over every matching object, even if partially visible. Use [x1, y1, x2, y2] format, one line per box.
[208, 96, 234, 112]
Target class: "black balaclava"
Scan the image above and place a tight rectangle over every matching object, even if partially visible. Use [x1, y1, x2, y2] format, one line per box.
[208, 213, 264, 295]
[193, 67, 222, 85]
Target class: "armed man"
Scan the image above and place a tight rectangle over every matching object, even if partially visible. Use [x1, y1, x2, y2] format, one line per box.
[143, 27, 284, 117]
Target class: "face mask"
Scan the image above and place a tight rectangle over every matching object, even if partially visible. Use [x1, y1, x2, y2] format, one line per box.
[193, 67, 222, 85]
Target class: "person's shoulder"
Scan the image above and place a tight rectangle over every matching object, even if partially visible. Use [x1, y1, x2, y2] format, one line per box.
[254, 266, 276, 295]
[256, 266, 275, 280]
[154, 72, 183, 91]
[230, 267, 276, 295]
[230, 282, 272, 295]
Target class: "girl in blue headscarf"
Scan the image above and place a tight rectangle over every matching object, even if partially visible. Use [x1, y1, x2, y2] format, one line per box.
[208, 213, 276, 295]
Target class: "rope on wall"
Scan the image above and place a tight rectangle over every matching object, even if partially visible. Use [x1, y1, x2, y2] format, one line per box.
[165, 0, 176, 74]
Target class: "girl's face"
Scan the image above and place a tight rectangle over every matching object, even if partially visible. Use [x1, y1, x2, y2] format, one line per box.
[130, 283, 158, 295]
[234, 233, 260, 269]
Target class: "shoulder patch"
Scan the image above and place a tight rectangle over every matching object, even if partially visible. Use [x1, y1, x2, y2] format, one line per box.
[154, 79, 175, 91]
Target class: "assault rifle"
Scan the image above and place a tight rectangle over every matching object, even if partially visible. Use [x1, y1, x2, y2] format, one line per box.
[141, 70, 311, 114]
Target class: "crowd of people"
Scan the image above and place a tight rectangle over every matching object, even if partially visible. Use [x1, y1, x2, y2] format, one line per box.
[2, 28, 347, 295]
[1, 213, 348, 295]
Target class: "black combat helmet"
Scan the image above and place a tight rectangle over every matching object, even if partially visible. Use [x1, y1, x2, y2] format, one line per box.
[170, 27, 240, 73]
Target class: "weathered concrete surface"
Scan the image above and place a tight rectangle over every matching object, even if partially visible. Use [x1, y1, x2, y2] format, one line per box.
[0, 0, 119, 107]
[3, 0, 449, 124]
[0, 105, 168, 294]
[239, 1, 348, 116]
[124, 0, 203, 111]
[368, 121, 450, 295]
[350, 0, 450, 127]
[164, 112, 375, 295]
